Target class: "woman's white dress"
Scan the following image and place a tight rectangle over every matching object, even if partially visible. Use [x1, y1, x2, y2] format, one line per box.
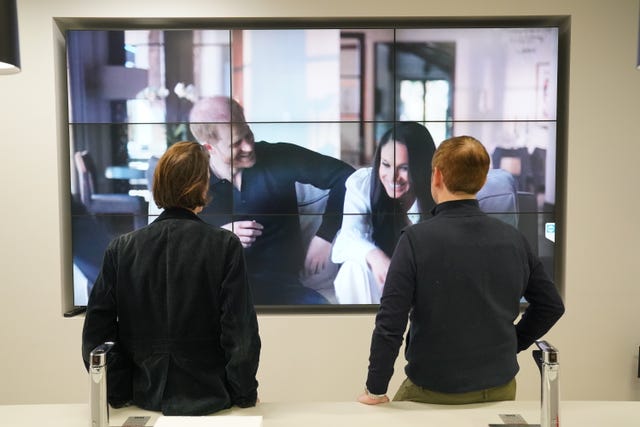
[331, 168, 420, 304]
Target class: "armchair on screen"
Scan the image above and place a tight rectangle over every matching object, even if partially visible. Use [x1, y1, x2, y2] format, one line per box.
[296, 182, 339, 303]
[477, 168, 519, 228]
[477, 168, 539, 253]
[74, 150, 148, 230]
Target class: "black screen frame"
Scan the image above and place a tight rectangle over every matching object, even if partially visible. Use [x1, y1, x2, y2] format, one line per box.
[55, 16, 570, 315]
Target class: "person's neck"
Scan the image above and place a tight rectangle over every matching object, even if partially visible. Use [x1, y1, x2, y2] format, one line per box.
[434, 189, 476, 204]
[210, 160, 243, 190]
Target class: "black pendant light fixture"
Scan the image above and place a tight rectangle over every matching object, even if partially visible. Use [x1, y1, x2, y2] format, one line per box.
[0, 0, 21, 74]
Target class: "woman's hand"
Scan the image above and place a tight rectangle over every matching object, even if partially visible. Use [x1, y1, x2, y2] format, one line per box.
[366, 248, 391, 290]
[303, 236, 331, 276]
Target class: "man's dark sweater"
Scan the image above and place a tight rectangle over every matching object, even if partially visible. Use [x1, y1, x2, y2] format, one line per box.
[200, 141, 354, 305]
[366, 199, 564, 394]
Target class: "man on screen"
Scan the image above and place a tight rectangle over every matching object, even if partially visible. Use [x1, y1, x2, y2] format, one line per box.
[189, 96, 355, 305]
[358, 135, 564, 405]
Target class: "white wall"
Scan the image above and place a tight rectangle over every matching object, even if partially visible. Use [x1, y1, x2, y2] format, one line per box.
[1, 0, 639, 405]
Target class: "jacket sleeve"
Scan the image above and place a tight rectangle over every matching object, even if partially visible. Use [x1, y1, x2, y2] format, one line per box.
[81, 240, 132, 407]
[365, 231, 415, 394]
[219, 235, 261, 407]
[515, 240, 565, 352]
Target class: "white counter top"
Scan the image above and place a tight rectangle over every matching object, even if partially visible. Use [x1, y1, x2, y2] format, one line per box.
[1, 400, 639, 427]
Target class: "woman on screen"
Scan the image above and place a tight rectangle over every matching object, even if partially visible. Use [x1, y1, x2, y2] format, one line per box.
[332, 122, 436, 304]
[82, 141, 260, 415]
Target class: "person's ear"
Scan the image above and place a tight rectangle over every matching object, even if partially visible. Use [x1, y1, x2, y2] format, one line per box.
[432, 167, 443, 188]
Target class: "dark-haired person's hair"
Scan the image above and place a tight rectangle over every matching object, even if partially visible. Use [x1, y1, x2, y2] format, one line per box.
[432, 135, 490, 195]
[153, 141, 211, 210]
[370, 122, 437, 257]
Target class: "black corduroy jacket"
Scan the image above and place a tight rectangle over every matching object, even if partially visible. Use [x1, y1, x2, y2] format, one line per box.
[82, 207, 261, 415]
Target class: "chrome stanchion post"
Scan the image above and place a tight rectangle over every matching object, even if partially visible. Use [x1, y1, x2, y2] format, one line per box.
[532, 340, 560, 427]
[89, 342, 115, 427]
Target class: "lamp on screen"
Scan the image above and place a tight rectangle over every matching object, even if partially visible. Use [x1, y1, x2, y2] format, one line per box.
[0, 0, 20, 74]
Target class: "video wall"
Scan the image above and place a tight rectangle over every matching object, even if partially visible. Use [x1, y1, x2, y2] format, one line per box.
[66, 18, 567, 309]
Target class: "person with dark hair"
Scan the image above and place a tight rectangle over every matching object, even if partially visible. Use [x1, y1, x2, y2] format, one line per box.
[82, 141, 261, 416]
[358, 135, 564, 405]
[331, 122, 436, 304]
[189, 96, 354, 305]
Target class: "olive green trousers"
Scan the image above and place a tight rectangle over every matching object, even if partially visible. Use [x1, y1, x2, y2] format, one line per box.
[393, 376, 516, 404]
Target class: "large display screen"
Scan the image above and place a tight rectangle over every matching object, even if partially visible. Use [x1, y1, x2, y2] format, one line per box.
[66, 18, 567, 309]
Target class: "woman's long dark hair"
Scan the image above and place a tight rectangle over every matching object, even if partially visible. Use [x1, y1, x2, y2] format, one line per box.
[370, 122, 436, 257]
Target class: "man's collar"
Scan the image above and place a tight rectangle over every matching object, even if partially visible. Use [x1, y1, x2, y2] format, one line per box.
[431, 198, 480, 216]
[155, 207, 202, 222]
